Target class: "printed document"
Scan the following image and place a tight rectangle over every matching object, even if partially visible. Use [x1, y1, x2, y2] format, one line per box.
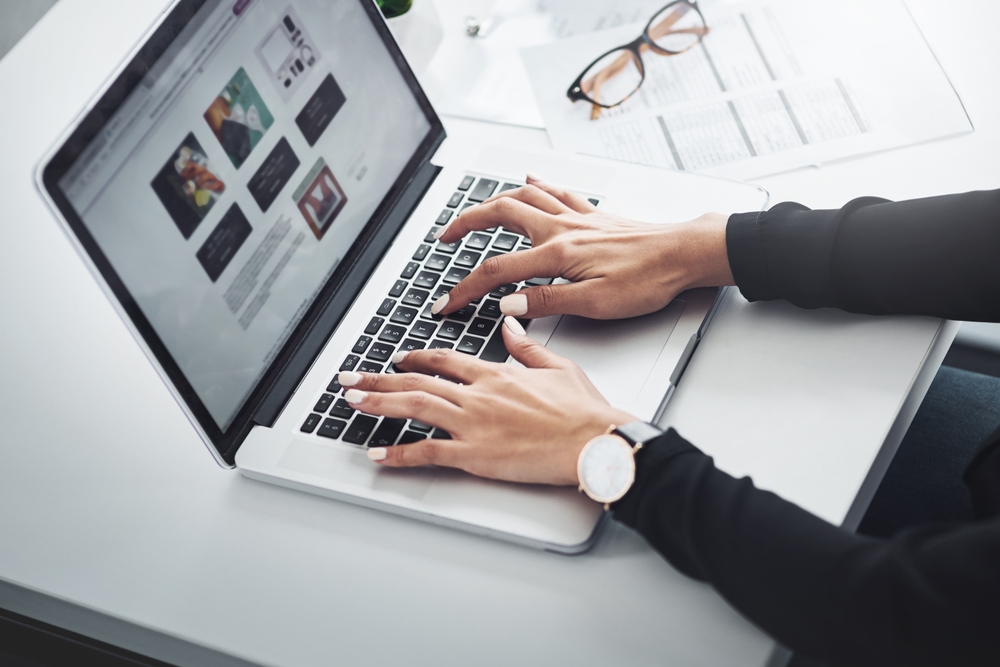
[522, 0, 972, 179]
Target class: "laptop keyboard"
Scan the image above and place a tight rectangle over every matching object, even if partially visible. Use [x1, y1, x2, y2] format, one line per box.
[298, 174, 560, 448]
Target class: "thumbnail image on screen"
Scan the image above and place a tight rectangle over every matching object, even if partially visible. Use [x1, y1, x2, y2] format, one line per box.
[203, 67, 275, 169]
[150, 132, 226, 239]
[291, 157, 346, 239]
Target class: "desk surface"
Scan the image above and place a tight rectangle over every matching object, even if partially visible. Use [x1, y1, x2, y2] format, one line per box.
[0, 1, 996, 666]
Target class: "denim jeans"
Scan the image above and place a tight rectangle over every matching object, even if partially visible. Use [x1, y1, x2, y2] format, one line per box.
[858, 365, 1000, 537]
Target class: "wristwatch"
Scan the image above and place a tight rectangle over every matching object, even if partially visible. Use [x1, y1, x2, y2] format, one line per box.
[577, 421, 664, 509]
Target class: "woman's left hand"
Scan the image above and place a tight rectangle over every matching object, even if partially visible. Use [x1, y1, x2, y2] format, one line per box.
[337, 317, 636, 485]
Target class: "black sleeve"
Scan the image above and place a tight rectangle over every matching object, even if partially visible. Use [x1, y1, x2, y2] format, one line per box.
[612, 430, 1000, 667]
[726, 189, 1000, 321]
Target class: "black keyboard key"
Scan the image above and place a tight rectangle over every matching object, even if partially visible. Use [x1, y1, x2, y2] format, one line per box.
[352, 336, 372, 354]
[368, 418, 407, 447]
[402, 288, 429, 308]
[480, 322, 514, 363]
[489, 283, 518, 298]
[399, 338, 426, 353]
[401, 262, 420, 279]
[376, 298, 396, 317]
[413, 244, 431, 261]
[314, 393, 336, 413]
[389, 279, 408, 297]
[343, 415, 379, 444]
[410, 320, 436, 339]
[448, 305, 476, 322]
[436, 321, 464, 341]
[466, 233, 492, 251]
[424, 253, 451, 272]
[398, 430, 426, 444]
[457, 336, 485, 355]
[378, 324, 406, 344]
[431, 284, 451, 301]
[484, 250, 505, 262]
[409, 419, 433, 432]
[330, 399, 355, 419]
[498, 182, 520, 193]
[493, 233, 519, 251]
[340, 355, 360, 371]
[458, 175, 475, 191]
[367, 342, 395, 362]
[428, 340, 453, 349]
[454, 250, 481, 269]
[588, 198, 599, 206]
[436, 209, 453, 225]
[420, 303, 443, 321]
[301, 413, 322, 433]
[358, 361, 383, 374]
[390, 306, 418, 325]
[526, 276, 554, 286]
[447, 192, 463, 208]
[423, 227, 440, 243]
[435, 241, 460, 255]
[468, 318, 495, 337]
[364, 316, 385, 335]
[432, 428, 452, 440]
[460, 202, 475, 212]
[327, 376, 343, 393]
[520, 238, 532, 247]
[468, 178, 498, 202]
[443, 267, 470, 284]
[479, 299, 502, 318]
[317, 418, 347, 439]
[413, 271, 439, 290]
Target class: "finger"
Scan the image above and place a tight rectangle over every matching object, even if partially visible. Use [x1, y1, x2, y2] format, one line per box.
[437, 197, 551, 245]
[525, 174, 597, 214]
[500, 316, 570, 369]
[343, 388, 462, 431]
[481, 183, 570, 216]
[498, 281, 606, 319]
[338, 370, 464, 405]
[392, 347, 489, 384]
[367, 438, 467, 469]
[434, 246, 558, 314]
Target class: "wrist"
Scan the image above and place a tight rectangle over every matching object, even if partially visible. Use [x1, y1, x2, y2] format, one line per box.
[680, 212, 735, 290]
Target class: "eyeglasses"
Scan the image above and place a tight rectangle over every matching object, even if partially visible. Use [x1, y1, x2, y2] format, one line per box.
[566, 1, 709, 120]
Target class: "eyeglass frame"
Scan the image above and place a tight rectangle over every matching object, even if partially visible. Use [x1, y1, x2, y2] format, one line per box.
[565, 0, 709, 111]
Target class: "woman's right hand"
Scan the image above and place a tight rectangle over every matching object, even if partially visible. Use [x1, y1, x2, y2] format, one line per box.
[431, 175, 735, 321]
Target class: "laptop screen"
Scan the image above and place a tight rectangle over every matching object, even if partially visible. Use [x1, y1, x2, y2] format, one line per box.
[51, 0, 434, 433]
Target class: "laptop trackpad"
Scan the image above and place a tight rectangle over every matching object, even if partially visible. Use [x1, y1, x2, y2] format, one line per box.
[541, 300, 686, 406]
[278, 440, 435, 501]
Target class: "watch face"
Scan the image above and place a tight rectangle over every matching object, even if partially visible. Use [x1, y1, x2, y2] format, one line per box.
[578, 435, 636, 503]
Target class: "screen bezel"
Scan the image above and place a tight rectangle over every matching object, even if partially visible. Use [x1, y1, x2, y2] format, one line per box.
[38, 0, 446, 464]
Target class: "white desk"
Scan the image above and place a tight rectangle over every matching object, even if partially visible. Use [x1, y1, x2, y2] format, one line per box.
[0, 1, 995, 666]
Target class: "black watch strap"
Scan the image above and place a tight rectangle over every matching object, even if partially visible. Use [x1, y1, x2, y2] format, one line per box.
[613, 421, 664, 447]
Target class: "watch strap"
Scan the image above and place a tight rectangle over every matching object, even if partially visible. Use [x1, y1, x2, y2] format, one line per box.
[613, 421, 664, 447]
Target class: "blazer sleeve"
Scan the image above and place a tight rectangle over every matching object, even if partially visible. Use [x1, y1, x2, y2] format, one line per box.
[612, 430, 1000, 667]
[726, 189, 1000, 321]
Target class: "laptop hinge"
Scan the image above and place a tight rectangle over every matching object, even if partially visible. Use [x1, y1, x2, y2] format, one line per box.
[245, 158, 442, 434]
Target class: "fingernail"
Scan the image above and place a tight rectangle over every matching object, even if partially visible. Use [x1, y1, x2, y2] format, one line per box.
[367, 448, 387, 461]
[431, 293, 449, 315]
[338, 371, 362, 387]
[503, 315, 526, 336]
[433, 224, 448, 240]
[344, 389, 367, 404]
[391, 351, 408, 365]
[499, 293, 528, 317]
[526, 172, 541, 183]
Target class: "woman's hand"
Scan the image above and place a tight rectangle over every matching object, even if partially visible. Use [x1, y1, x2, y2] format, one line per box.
[431, 174, 734, 320]
[337, 317, 637, 485]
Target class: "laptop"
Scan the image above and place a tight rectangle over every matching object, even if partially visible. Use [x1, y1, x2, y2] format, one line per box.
[37, 0, 767, 553]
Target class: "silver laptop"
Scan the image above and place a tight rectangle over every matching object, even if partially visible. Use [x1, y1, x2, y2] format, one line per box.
[37, 0, 767, 553]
